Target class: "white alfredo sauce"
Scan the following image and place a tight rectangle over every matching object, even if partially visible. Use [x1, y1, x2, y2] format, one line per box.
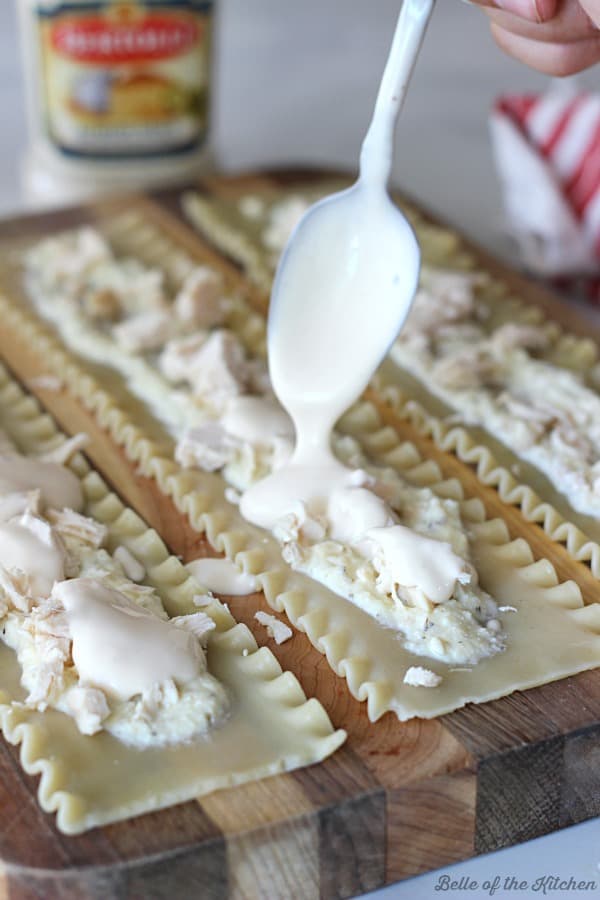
[0, 513, 66, 598]
[0, 456, 83, 511]
[186, 558, 259, 596]
[238, 1, 462, 601]
[55, 579, 203, 702]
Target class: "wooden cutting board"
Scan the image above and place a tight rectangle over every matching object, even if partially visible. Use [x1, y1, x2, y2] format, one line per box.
[0, 171, 598, 900]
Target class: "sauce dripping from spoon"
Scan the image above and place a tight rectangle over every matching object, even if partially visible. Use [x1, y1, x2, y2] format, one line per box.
[241, 0, 436, 530]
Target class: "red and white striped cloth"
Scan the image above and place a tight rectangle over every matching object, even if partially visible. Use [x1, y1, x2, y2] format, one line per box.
[491, 86, 600, 298]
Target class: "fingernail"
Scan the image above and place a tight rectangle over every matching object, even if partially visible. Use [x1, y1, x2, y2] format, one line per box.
[496, 0, 556, 21]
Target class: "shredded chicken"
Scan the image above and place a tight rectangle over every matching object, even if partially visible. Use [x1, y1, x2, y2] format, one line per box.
[402, 268, 486, 338]
[254, 611, 293, 645]
[0, 567, 32, 614]
[431, 347, 504, 390]
[112, 309, 174, 353]
[488, 322, 550, 355]
[47, 508, 107, 548]
[403, 666, 443, 688]
[159, 332, 209, 383]
[393, 262, 600, 516]
[0, 427, 230, 746]
[273, 503, 327, 546]
[189, 330, 250, 407]
[160, 329, 251, 409]
[67, 686, 111, 735]
[82, 258, 166, 318]
[26, 227, 112, 296]
[175, 423, 239, 472]
[174, 267, 227, 329]
[17, 596, 72, 708]
[171, 612, 216, 647]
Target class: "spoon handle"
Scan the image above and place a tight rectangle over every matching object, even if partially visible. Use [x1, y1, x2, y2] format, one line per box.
[360, 0, 436, 189]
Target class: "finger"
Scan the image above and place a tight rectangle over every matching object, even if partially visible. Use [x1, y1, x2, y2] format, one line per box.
[484, 3, 600, 44]
[490, 22, 600, 74]
[466, 0, 559, 23]
[579, 0, 600, 28]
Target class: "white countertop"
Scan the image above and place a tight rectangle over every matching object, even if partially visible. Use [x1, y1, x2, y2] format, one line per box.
[1, 1, 599, 897]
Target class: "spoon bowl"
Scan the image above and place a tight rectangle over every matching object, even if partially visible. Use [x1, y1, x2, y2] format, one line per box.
[240, 0, 436, 528]
[268, 179, 420, 458]
[268, 0, 435, 461]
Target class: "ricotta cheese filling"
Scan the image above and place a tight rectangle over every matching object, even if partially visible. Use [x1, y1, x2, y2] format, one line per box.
[25, 229, 264, 433]
[269, 438, 503, 666]
[24, 229, 505, 670]
[0, 437, 229, 747]
[177, 406, 504, 666]
[391, 266, 600, 517]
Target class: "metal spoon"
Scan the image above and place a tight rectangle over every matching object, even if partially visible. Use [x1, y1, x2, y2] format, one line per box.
[268, 0, 437, 459]
[240, 0, 436, 529]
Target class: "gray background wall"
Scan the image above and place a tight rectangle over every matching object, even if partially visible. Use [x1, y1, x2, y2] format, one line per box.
[2, 0, 591, 255]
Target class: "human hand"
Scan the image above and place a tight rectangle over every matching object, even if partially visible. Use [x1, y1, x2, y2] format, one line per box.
[469, 1, 600, 74]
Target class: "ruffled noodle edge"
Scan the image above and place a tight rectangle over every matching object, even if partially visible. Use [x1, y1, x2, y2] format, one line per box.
[96, 202, 600, 591]
[1, 208, 598, 725]
[370, 375, 600, 581]
[0, 290, 594, 725]
[0, 361, 345, 834]
[182, 184, 600, 579]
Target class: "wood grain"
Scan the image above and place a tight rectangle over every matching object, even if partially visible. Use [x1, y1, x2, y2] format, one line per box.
[387, 772, 476, 882]
[0, 172, 598, 899]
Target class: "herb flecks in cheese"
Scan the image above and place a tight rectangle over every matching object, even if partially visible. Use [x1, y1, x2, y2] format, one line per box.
[26, 229, 231, 362]
[181, 413, 503, 665]
[0, 447, 229, 748]
[393, 266, 600, 517]
[23, 228, 507, 669]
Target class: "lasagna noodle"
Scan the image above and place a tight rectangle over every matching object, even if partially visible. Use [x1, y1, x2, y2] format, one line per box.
[0, 209, 599, 724]
[0, 362, 345, 834]
[181, 186, 600, 572]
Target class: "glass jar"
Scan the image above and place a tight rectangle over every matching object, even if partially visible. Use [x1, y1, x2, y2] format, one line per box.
[18, 0, 215, 205]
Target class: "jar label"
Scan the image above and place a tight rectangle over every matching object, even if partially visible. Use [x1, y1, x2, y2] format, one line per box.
[36, 1, 213, 158]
